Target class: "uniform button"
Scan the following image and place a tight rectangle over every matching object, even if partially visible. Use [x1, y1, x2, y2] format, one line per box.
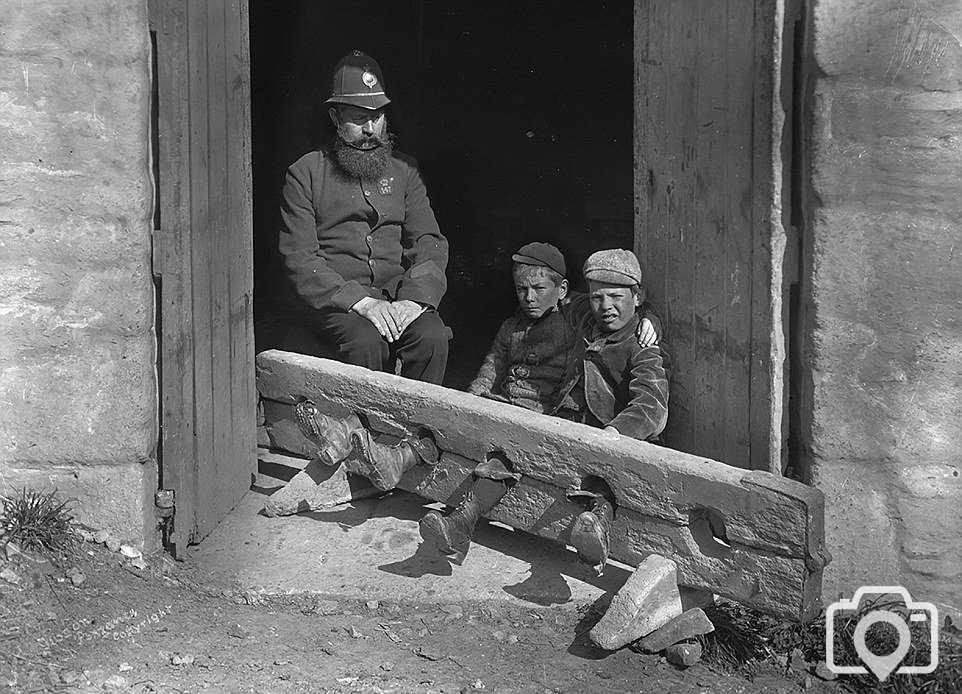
[368, 259, 375, 266]
[364, 190, 371, 197]
[366, 235, 373, 242]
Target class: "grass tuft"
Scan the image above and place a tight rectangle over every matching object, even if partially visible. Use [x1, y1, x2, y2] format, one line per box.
[696, 598, 781, 672]
[0, 487, 79, 556]
[697, 596, 962, 694]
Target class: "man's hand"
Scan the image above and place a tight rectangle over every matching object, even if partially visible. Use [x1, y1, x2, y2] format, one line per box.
[637, 318, 658, 347]
[390, 300, 426, 334]
[351, 297, 403, 342]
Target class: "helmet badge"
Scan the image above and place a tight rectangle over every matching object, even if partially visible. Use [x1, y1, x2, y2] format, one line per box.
[362, 71, 378, 88]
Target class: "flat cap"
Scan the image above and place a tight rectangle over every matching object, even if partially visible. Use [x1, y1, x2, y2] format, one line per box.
[583, 249, 642, 286]
[512, 242, 567, 276]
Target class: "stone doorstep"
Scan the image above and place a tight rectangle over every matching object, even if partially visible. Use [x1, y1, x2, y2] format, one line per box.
[263, 461, 719, 655]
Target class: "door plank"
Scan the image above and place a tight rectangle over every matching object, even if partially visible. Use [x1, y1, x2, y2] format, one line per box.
[690, 0, 733, 463]
[200, 0, 234, 537]
[187, 0, 215, 544]
[636, 0, 670, 336]
[632, 1, 650, 273]
[151, 0, 196, 555]
[226, 0, 257, 515]
[665, 0, 698, 449]
[725, 0, 758, 467]
[689, 1, 728, 460]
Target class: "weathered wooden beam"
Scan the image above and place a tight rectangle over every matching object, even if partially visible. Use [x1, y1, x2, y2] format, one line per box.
[256, 350, 828, 621]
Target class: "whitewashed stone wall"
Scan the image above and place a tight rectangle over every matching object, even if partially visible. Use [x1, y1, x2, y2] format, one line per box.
[0, 0, 157, 549]
[806, 0, 962, 617]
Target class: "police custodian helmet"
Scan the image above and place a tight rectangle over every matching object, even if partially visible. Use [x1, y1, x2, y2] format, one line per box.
[326, 50, 391, 110]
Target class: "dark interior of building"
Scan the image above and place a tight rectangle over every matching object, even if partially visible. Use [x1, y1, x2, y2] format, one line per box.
[249, 0, 634, 388]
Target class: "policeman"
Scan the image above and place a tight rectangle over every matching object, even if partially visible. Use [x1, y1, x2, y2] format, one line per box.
[277, 50, 450, 385]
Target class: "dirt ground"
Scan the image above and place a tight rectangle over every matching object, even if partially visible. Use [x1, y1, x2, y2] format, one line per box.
[0, 537, 845, 694]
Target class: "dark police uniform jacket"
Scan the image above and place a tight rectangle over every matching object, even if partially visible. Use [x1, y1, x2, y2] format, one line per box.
[278, 142, 448, 314]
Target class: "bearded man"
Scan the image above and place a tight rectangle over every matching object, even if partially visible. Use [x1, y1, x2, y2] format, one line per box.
[277, 50, 450, 384]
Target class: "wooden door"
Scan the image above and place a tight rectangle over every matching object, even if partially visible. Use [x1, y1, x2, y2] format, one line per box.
[149, 0, 256, 555]
[634, 0, 785, 472]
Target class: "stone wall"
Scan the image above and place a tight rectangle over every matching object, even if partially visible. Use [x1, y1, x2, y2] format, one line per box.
[805, 0, 962, 617]
[0, 0, 157, 550]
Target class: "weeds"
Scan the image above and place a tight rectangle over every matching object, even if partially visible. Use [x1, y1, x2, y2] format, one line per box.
[0, 487, 79, 556]
[697, 598, 780, 670]
[697, 596, 962, 694]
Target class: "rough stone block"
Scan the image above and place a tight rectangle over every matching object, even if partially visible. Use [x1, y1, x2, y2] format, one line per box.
[0, 336, 156, 465]
[2, 461, 158, 553]
[679, 587, 716, 611]
[263, 460, 379, 517]
[0, 0, 155, 549]
[807, 0, 962, 623]
[665, 641, 702, 667]
[589, 554, 683, 651]
[636, 608, 714, 653]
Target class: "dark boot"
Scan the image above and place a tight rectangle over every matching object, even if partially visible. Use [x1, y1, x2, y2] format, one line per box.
[344, 430, 437, 491]
[570, 497, 614, 577]
[419, 477, 509, 559]
[293, 400, 362, 467]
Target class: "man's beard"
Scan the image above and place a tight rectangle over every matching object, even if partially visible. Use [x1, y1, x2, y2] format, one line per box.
[333, 128, 394, 181]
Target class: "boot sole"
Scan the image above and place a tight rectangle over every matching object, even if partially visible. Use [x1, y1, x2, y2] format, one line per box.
[570, 513, 608, 566]
[419, 512, 456, 555]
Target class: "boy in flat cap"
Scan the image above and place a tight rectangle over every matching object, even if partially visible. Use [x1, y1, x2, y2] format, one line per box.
[418, 243, 666, 566]
[553, 248, 669, 439]
[548, 249, 670, 574]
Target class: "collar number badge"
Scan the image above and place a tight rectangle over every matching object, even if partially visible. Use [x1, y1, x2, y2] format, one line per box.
[378, 177, 393, 196]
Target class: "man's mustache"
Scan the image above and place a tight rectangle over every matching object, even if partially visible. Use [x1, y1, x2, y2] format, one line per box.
[343, 132, 389, 151]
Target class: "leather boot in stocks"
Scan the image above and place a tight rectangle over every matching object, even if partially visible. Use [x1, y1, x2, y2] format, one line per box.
[344, 429, 439, 491]
[419, 477, 509, 559]
[293, 400, 362, 466]
[569, 496, 615, 577]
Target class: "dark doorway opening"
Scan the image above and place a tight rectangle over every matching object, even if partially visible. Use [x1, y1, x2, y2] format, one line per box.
[249, 1, 634, 389]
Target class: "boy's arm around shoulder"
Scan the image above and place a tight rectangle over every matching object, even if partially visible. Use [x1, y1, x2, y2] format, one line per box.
[639, 300, 665, 344]
[638, 300, 673, 378]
